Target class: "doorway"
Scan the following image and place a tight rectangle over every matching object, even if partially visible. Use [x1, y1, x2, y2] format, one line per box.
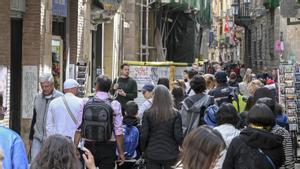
[10, 19, 23, 133]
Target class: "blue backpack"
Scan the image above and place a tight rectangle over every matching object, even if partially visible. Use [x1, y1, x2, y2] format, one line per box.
[204, 105, 219, 127]
[124, 125, 139, 159]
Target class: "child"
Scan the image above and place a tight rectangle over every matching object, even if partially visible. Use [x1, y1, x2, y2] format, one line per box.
[118, 101, 140, 169]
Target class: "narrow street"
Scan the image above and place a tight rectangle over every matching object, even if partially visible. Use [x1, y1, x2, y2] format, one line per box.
[1, 0, 300, 169]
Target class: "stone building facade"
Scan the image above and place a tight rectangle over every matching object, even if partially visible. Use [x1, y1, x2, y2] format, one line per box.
[0, 0, 125, 149]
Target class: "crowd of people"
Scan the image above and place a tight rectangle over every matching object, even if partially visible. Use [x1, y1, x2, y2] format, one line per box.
[0, 62, 296, 169]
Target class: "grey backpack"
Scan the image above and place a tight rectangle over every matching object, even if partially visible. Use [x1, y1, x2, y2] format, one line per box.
[81, 97, 113, 142]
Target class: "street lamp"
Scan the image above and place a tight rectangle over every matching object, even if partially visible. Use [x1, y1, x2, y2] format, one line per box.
[231, 0, 239, 16]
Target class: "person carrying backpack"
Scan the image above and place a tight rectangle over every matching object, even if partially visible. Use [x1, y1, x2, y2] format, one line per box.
[209, 71, 236, 106]
[180, 75, 214, 136]
[117, 101, 140, 169]
[74, 75, 125, 169]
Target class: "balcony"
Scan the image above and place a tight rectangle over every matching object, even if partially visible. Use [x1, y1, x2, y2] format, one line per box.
[232, 0, 252, 27]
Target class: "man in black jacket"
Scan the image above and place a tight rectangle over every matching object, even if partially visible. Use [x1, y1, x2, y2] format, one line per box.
[209, 71, 234, 106]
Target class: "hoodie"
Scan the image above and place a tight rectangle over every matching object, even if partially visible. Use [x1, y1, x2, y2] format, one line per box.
[222, 127, 285, 169]
[180, 94, 214, 136]
[123, 116, 140, 127]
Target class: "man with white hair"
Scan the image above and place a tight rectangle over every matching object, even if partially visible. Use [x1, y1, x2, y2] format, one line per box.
[29, 73, 63, 161]
[46, 79, 84, 140]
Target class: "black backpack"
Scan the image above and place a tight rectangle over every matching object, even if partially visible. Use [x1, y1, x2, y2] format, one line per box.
[81, 97, 113, 142]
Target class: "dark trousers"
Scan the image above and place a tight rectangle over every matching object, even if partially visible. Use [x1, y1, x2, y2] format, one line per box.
[146, 159, 177, 169]
[116, 162, 135, 169]
[85, 141, 117, 169]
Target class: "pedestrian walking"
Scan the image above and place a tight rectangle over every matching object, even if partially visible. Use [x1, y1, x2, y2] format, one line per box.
[117, 101, 140, 169]
[185, 69, 198, 96]
[180, 75, 214, 136]
[30, 134, 96, 169]
[46, 79, 83, 140]
[171, 85, 185, 111]
[0, 93, 28, 169]
[141, 85, 183, 169]
[29, 73, 63, 161]
[74, 75, 125, 169]
[238, 68, 252, 97]
[138, 84, 154, 121]
[228, 72, 239, 88]
[214, 103, 240, 147]
[208, 71, 234, 106]
[0, 126, 28, 169]
[175, 125, 226, 169]
[157, 77, 170, 90]
[222, 103, 285, 169]
[203, 74, 216, 92]
[254, 92, 295, 169]
[30, 134, 81, 169]
[111, 63, 138, 114]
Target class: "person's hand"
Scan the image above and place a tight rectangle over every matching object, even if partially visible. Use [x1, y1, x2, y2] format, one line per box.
[82, 147, 96, 169]
[118, 153, 125, 166]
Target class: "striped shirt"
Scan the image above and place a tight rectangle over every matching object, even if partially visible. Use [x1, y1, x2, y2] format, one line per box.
[271, 125, 295, 169]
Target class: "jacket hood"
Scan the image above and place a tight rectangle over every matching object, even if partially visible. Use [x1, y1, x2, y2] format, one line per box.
[240, 127, 283, 150]
[183, 94, 212, 112]
[123, 116, 140, 126]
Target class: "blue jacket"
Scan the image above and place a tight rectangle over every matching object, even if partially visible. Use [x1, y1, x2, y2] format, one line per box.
[0, 126, 28, 169]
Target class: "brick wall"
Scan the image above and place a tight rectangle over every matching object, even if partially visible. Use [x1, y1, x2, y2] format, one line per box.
[0, 0, 10, 65]
[70, 0, 78, 64]
[22, 0, 42, 65]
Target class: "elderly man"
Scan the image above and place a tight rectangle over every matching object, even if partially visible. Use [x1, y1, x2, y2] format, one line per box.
[29, 73, 63, 161]
[46, 79, 84, 140]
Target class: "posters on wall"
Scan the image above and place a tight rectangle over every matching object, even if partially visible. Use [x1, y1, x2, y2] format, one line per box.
[174, 66, 190, 80]
[129, 66, 170, 90]
[21, 66, 38, 119]
[129, 65, 170, 106]
[0, 66, 7, 106]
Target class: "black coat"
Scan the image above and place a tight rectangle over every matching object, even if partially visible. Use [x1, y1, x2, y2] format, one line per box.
[222, 127, 285, 169]
[208, 84, 234, 106]
[140, 110, 183, 161]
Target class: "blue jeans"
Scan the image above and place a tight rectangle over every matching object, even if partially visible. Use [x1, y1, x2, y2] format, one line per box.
[31, 138, 42, 161]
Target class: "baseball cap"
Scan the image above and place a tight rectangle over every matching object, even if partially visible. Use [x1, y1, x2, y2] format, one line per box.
[142, 84, 155, 93]
[64, 79, 79, 89]
[215, 71, 227, 83]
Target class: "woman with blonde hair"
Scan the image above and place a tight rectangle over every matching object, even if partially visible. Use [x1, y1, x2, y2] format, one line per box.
[203, 74, 216, 91]
[239, 68, 253, 97]
[248, 79, 264, 95]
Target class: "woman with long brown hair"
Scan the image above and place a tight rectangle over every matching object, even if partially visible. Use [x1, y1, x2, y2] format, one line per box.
[30, 134, 96, 169]
[176, 125, 226, 169]
[141, 85, 183, 169]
